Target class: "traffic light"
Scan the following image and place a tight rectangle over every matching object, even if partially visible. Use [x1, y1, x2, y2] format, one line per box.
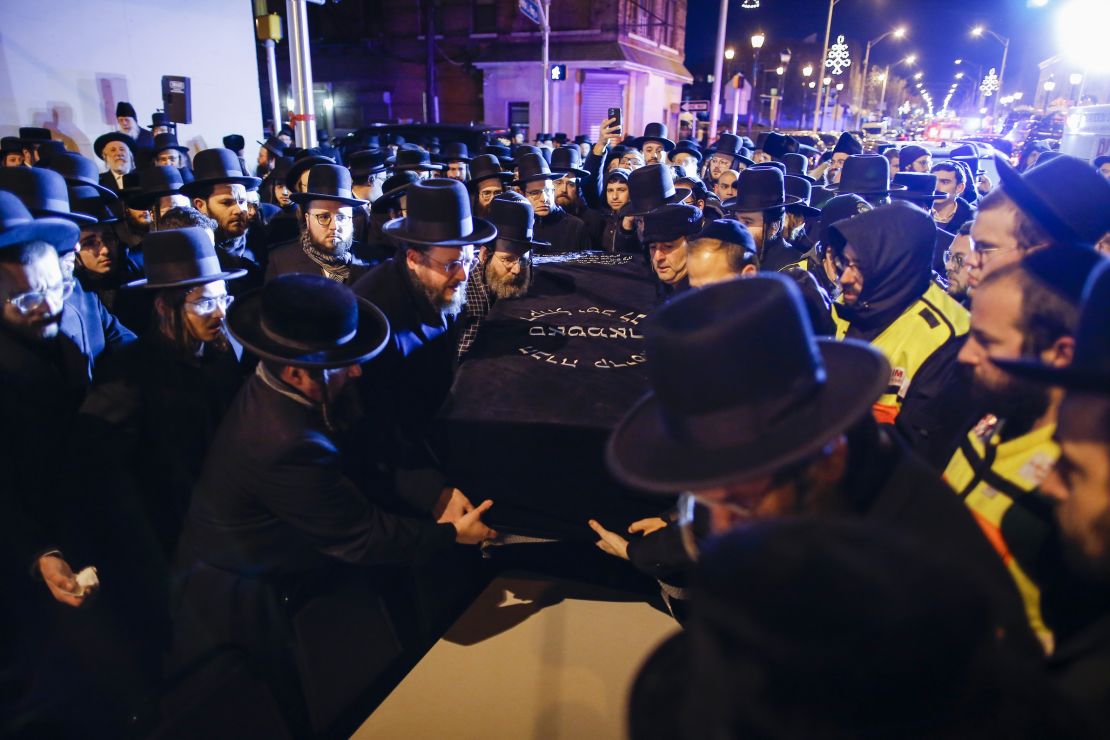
[550, 64, 567, 82]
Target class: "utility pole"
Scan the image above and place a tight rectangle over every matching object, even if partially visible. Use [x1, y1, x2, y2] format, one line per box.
[425, 0, 439, 122]
[253, 1, 283, 137]
[541, 0, 551, 136]
[286, 0, 316, 149]
[813, 0, 836, 132]
[708, 0, 729, 144]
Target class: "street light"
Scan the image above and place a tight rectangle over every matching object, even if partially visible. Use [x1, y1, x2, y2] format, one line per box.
[858, 25, 908, 126]
[970, 24, 1011, 117]
[802, 63, 813, 78]
[748, 33, 766, 134]
[776, 66, 785, 75]
[724, 48, 735, 61]
[955, 72, 964, 79]
[914, 71, 923, 80]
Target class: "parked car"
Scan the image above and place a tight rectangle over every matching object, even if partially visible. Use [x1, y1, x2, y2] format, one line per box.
[335, 123, 510, 159]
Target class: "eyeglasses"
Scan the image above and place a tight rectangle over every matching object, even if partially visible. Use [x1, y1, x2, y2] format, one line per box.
[943, 250, 966, 269]
[830, 253, 861, 277]
[6, 278, 75, 315]
[423, 252, 477, 276]
[309, 211, 352, 227]
[185, 293, 234, 316]
[524, 186, 553, 200]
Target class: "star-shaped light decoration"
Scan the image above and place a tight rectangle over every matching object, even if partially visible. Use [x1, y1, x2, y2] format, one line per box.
[979, 68, 1000, 97]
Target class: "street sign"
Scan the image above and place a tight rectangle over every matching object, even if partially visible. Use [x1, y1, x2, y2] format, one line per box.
[518, 0, 542, 25]
[550, 64, 567, 82]
[680, 100, 711, 113]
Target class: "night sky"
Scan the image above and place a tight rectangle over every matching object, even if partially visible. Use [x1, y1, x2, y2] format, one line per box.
[684, 0, 1061, 101]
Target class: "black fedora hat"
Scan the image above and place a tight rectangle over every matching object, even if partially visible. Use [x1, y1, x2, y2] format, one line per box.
[373, 171, 420, 214]
[640, 203, 702, 244]
[289, 164, 367, 207]
[387, 148, 443, 172]
[513, 152, 558, 186]
[284, 150, 336, 192]
[19, 127, 52, 146]
[126, 165, 187, 210]
[0, 166, 95, 225]
[125, 227, 247, 290]
[723, 167, 802, 213]
[228, 274, 389, 368]
[994, 253, 1110, 392]
[93, 131, 135, 159]
[830, 155, 906, 195]
[709, 132, 741, 158]
[482, 144, 514, 167]
[891, 172, 947, 204]
[468, 153, 513, 185]
[832, 131, 863, 156]
[257, 137, 287, 159]
[487, 191, 550, 253]
[0, 190, 79, 253]
[763, 132, 799, 162]
[39, 151, 118, 200]
[784, 175, 822, 218]
[222, 134, 245, 152]
[634, 122, 676, 152]
[606, 274, 889, 492]
[548, 146, 589, 178]
[180, 148, 261, 197]
[627, 164, 691, 216]
[68, 185, 118, 224]
[671, 139, 703, 163]
[347, 149, 389, 179]
[995, 153, 1110, 248]
[434, 142, 472, 164]
[782, 152, 815, 184]
[1, 136, 22, 156]
[382, 178, 496, 247]
[152, 133, 189, 156]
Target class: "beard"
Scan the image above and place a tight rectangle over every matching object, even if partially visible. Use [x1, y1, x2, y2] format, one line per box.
[406, 264, 466, 316]
[970, 372, 1051, 436]
[313, 230, 353, 258]
[486, 258, 531, 299]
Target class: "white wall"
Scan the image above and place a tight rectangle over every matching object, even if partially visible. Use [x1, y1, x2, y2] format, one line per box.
[0, 0, 264, 170]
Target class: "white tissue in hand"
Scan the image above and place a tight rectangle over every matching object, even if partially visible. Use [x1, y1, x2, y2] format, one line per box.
[74, 566, 99, 596]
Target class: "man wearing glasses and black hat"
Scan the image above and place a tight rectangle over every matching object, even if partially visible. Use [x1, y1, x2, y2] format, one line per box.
[515, 152, 591, 253]
[266, 164, 372, 286]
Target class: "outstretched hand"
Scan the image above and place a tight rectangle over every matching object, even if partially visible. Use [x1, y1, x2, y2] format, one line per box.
[452, 499, 498, 545]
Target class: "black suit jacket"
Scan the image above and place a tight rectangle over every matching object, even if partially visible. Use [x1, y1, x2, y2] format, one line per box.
[99, 170, 122, 194]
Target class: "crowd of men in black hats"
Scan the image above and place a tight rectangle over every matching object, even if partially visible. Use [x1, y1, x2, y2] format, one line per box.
[3, 96, 1110, 738]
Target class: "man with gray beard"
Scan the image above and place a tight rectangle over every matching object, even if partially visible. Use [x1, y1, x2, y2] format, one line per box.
[265, 164, 372, 286]
[352, 180, 497, 497]
[457, 192, 544, 360]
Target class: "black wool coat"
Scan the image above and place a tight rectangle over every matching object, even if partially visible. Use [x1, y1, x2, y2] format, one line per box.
[264, 238, 373, 286]
[534, 206, 593, 254]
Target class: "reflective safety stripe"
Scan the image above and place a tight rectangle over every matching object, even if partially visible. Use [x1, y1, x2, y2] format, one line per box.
[833, 282, 969, 421]
[777, 257, 809, 273]
[943, 421, 1060, 651]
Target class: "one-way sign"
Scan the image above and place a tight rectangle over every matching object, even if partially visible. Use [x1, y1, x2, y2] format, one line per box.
[680, 100, 711, 113]
[518, 0, 542, 25]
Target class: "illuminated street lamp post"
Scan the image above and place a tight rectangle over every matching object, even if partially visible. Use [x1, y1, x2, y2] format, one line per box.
[858, 26, 907, 127]
[801, 63, 814, 127]
[748, 32, 765, 135]
[971, 25, 1010, 117]
[1043, 78, 1056, 113]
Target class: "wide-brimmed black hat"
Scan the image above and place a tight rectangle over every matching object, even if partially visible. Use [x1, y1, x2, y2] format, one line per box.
[284, 151, 336, 192]
[222, 134, 245, 151]
[723, 167, 802, 213]
[180, 148, 261, 196]
[124, 165, 188, 210]
[257, 137, 287, 159]
[832, 131, 863, 156]
[1, 136, 22, 155]
[434, 142, 472, 164]
[671, 139, 703, 163]
[0, 191, 79, 253]
[387, 148, 443, 172]
[891, 172, 947, 204]
[627, 164, 691, 216]
[152, 133, 189, 156]
[19, 127, 53, 149]
[487, 191, 549, 253]
[469, 153, 513, 185]
[709, 132, 742, 158]
[994, 252, 1110, 392]
[0, 166, 95, 225]
[784, 175, 822, 218]
[573, 134, 591, 146]
[93, 131, 135, 159]
[68, 185, 118, 224]
[513, 152, 559, 186]
[606, 274, 889, 492]
[640, 203, 702, 244]
[382, 178, 496, 247]
[228, 274, 389, 369]
[782, 152, 815, 184]
[289, 164, 367, 207]
[482, 144, 514, 167]
[125, 227, 247, 289]
[995, 153, 1110, 248]
[830, 155, 906, 195]
[634, 122, 676, 152]
[763, 132, 799, 162]
[347, 149, 389, 179]
[548, 146, 589, 178]
[40, 151, 118, 200]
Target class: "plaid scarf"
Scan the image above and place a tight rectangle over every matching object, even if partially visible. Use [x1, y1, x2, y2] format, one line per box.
[456, 262, 491, 361]
[300, 228, 353, 284]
